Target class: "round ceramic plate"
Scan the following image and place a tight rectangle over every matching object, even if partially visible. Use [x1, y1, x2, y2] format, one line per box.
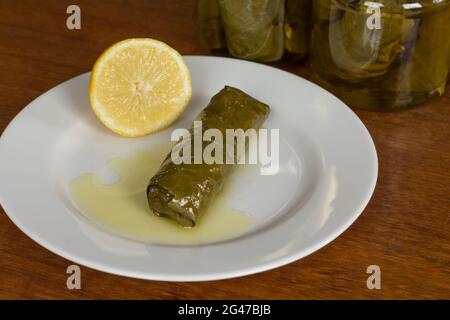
[0, 56, 377, 281]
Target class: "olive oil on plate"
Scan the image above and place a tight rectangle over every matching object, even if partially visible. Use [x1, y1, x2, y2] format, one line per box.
[70, 146, 253, 246]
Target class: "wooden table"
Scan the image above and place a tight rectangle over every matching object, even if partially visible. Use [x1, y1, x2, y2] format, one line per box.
[1, 0, 449, 299]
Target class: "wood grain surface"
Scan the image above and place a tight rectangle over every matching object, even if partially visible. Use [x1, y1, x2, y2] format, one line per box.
[0, 0, 449, 299]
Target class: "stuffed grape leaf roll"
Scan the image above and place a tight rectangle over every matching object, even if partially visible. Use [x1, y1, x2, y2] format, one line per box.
[147, 86, 270, 227]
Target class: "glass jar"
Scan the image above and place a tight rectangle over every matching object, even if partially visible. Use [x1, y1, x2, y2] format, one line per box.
[196, 0, 312, 62]
[310, 0, 450, 110]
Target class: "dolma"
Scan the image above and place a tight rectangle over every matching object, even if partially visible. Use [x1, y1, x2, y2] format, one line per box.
[147, 86, 270, 227]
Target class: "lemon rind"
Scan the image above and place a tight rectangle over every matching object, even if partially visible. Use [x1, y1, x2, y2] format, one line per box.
[89, 38, 192, 137]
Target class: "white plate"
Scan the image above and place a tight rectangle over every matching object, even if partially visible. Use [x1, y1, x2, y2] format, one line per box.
[0, 56, 377, 281]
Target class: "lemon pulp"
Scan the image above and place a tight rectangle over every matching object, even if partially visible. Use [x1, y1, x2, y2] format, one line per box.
[89, 39, 192, 137]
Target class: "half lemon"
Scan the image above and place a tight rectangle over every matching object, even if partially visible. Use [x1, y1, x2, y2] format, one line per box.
[89, 38, 192, 137]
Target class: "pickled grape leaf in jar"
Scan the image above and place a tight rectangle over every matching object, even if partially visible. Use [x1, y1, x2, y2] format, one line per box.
[310, 0, 450, 109]
[284, 0, 312, 58]
[197, 0, 226, 50]
[328, 2, 415, 82]
[382, 2, 450, 95]
[218, 0, 285, 62]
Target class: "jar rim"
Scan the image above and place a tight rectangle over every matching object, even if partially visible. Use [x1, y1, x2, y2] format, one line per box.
[334, 0, 450, 13]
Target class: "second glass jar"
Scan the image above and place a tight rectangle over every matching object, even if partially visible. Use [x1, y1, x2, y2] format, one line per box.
[196, 0, 312, 62]
[310, 0, 450, 110]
